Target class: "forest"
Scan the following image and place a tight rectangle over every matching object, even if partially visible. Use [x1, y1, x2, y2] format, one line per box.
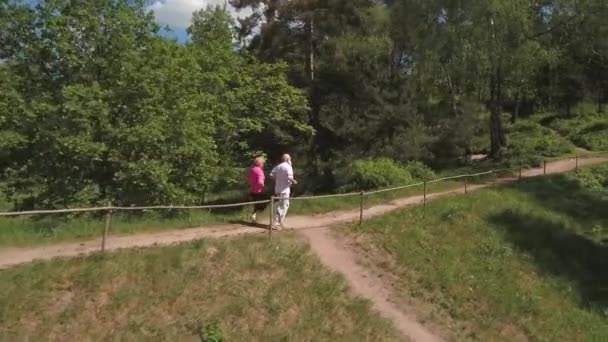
[1, 0, 607, 209]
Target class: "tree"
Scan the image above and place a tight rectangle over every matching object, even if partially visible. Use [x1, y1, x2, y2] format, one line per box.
[187, 6, 312, 175]
[0, 2, 311, 208]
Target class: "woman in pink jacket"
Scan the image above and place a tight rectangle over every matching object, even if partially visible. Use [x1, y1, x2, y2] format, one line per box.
[247, 157, 267, 222]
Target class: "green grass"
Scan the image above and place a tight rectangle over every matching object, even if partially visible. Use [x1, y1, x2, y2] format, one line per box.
[0, 209, 246, 247]
[0, 235, 397, 341]
[290, 180, 461, 215]
[341, 166, 608, 341]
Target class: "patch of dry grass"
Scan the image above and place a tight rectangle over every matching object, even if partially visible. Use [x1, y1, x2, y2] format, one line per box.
[0, 235, 397, 341]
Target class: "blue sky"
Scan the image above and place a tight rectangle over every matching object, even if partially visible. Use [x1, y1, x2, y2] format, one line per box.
[148, 0, 252, 43]
[24, 0, 252, 44]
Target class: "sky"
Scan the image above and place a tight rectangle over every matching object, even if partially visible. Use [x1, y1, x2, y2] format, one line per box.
[150, 0, 253, 43]
[23, 0, 254, 44]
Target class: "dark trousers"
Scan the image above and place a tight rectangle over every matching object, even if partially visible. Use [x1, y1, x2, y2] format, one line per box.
[250, 193, 268, 212]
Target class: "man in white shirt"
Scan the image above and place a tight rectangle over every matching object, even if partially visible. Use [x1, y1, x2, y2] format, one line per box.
[270, 154, 297, 229]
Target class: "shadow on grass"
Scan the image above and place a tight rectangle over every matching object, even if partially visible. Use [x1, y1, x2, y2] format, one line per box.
[513, 174, 608, 226]
[490, 210, 608, 313]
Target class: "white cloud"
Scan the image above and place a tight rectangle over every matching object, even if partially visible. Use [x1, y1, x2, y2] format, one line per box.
[150, 0, 252, 29]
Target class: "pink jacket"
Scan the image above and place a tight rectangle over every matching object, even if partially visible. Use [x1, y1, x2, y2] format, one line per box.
[248, 166, 265, 194]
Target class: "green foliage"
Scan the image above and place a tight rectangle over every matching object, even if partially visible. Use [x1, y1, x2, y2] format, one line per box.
[2, 0, 607, 207]
[198, 321, 224, 342]
[573, 164, 608, 191]
[503, 121, 575, 166]
[548, 109, 608, 151]
[341, 158, 436, 191]
[402, 161, 436, 181]
[550, 114, 606, 137]
[467, 111, 491, 154]
[576, 130, 608, 151]
[0, 2, 311, 209]
[345, 159, 413, 191]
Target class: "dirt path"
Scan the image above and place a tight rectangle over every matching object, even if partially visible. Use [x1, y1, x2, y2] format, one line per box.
[300, 227, 444, 341]
[0, 156, 605, 342]
[0, 156, 604, 271]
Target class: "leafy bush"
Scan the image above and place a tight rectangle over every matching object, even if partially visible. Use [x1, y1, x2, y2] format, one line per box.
[467, 111, 491, 154]
[535, 135, 576, 156]
[575, 130, 608, 151]
[507, 120, 552, 135]
[468, 132, 490, 154]
[198, 321, 224, 342]
[549, 112, 608, 150]
[529, 112, 558, 126]
[346, 158, 413, 191]
[572, 123, 608, 151]
[503, 121, 575, 167]
[340, 158, 437, 191]
[403, 161, 436, 181]
[573, 164, 608, 192]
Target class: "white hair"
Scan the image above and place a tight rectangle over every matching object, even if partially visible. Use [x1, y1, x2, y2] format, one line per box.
[282, 154, 291, 164]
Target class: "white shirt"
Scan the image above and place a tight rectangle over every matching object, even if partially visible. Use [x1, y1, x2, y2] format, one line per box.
[270, 162, 294, 195]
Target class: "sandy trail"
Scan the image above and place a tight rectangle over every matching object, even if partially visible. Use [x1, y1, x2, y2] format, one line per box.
[0, 156, 605, 342]
[300, 226, 444, 341]
[0, 156, 604, 270]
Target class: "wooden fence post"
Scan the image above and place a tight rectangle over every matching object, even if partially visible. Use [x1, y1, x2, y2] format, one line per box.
[519, 167, 522, 181]
[423, 181, 427, 206]
[575, 155, 579, 171]
[464, 176, 468, 194]
[269, 196, 274, 237]
[543, 160, 547, 175]
[101, 202, 112, 253]
[359, 191, 364, 225]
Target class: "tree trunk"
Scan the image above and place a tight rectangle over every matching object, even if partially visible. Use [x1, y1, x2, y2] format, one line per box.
[489, 67, 506, 158]
[512, 91, 520, 124]
[305, 17, 314, 83]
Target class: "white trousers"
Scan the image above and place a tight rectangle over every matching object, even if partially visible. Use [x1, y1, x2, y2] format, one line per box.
[274, 193, 290, 225]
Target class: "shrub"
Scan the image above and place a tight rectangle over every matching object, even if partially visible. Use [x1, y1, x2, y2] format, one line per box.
[508, 120, 552, 135]
[549, 113, 608, 150]
[575, 130, 608, 151]
[403, 161, 436, 181]
[529, 112, 559, 126]
[573, 164, 608, 192]
[198, 321, 224, 342]
[340, 158, 437, 191]
[503, 121, 575, 167]
[468, 111, 491, 154]
[468, 133, 490, 154]
[346, 158, 413, 191]
[572, 123, 608, 151]
[535, 135, 575, 157]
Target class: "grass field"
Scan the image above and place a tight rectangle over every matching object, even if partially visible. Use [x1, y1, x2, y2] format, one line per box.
[0, 235, 397, 341]
[342, 166, 608, 341]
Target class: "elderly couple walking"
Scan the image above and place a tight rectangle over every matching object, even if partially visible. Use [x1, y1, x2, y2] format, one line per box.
[247, 154, 297, 229]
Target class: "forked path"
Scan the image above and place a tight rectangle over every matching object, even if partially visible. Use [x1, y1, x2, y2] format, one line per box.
[0, 157, 606, 341]
[302, 226, 444, 341]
